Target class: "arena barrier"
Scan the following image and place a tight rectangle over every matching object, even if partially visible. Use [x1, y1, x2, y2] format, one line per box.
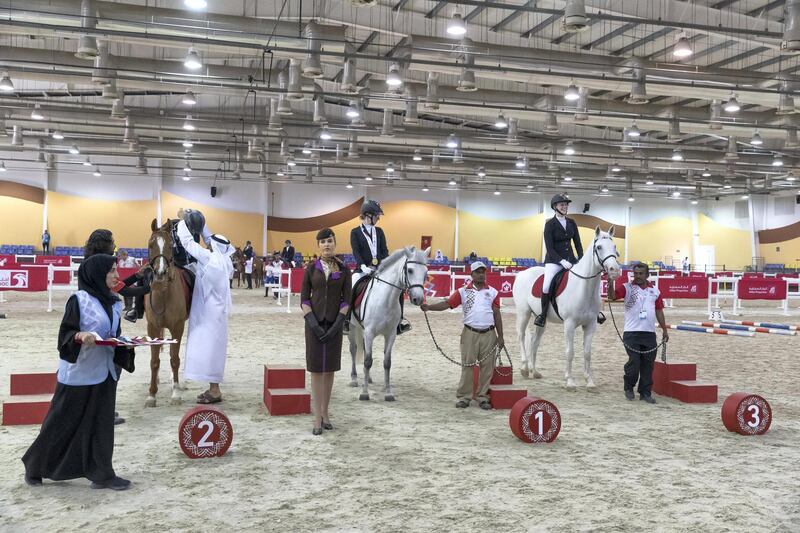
[681, 320, 796, 336]
[721, 319, 799, 331]
[708, 277, 738, 316]
[734, 277, 789, 315]
[665, 324, 755, 337]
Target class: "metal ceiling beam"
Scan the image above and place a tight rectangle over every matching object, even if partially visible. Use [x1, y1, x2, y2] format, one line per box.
[521, 14, 559, 39]
[490, 0, 535, 32]
[331, 30, 379, 83]
[425, 1, 449, 19]
[581, 22, 637, 50]
[611, 27, 672, 57]
[465, 4, 488, 22]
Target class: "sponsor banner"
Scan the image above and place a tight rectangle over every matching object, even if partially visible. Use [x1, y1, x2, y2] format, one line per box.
[423, 272, 451, 298]
[737, 278, 787, 300]
[658, 278, 709, 299]
[485, 272, 516, 298]
[0, 255, 15, 267]
[34, 255, 71, 266]
[742, 272, 765, 279]
[0, 268, 48, 291]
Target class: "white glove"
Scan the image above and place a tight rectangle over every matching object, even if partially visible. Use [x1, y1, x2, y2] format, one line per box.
[560, 259, 573, 270]
[360, 265, 375, 274]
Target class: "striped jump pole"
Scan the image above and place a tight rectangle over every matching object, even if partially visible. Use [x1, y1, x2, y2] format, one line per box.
[721, 319, 798, 331]
[682, 321, 796, 336]
[665, 324, 755, 337]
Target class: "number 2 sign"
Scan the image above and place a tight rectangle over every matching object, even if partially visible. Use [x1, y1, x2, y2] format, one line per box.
[179, 406, 234, 458]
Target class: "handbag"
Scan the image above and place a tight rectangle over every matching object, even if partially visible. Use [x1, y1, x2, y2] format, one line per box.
[113, 346, 136, 373]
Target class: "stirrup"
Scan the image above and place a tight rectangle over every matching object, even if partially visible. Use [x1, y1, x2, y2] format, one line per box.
[396, 321, 412, 334]
[597, 312, 606, 325]
[343, 320, 350, 334]
[533, 314, 546, 327]
[123, 309, 138, 324]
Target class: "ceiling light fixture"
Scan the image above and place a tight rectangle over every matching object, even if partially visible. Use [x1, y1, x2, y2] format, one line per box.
[691, 199, 699, 205]
[319, 126, 332, 141]
[672, 191, 681, 198]
[346, 180, 354, 189]
[184, 0, 207, 9]
[182, 173, 191, 181]
[93, 166, 102, 177]
[386, 162, 395, 173]
[446, 13, 467, 36]
[627, 121, 641, 138]
[772, 154, 784, 167]
[286, 155, 296, 167]
[182, 139, 194, 148]
[182, 90, 197, 106]
[493, 186, 501, 196]
[673, 32, 693, 58]
[183, 47, 202, 70]
[0, 162, 6, 172]
[82, 157, 92, 167]
[600, 184, 609, 193]
[183, 160, 192, 172]
[0, 72, 14, 92]
[645, 177, 654, 185]
[413, 149, 422, 161]
[477, 167, 487, 178]
[364, 173, 373, 181]
[723, 180, 732, 189]
[564, 81, 580, 101]
[449, 178, 458, 186]
[671, 148, 684, 161]
[750, 129, 763, 146]
[446, 133, 459, 149]
[741, 194, 750, 200]
[68, 144, 80, 155]
[611, 161, 622, 172]
[702, 168, 712, 177]
[183, 115, 196, 131]
[422, 183, 430, 192]
[51, 130, 64, 140]
[628, 195, 635, 202]
[724, 93, 741, 113]
[494, 113, 508, 129]
[31, 104, 44, 120]
[563, 141, 575, 156]
[386, 63, 403, 87]
[515, 154, 528, 169]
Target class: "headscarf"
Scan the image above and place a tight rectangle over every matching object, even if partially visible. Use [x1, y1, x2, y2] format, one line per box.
[208, 234, 235, 257]
[78, 254, 119, 322]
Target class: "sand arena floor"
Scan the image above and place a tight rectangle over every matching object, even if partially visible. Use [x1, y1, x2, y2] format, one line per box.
[0, 288, 798, 532]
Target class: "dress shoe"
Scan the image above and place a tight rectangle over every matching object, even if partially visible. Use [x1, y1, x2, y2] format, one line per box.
[91, 476, 131, 491]
[24, 473, 42, 486]
[312, 427, 323, 436]
[640, 395, 656, 404]
[322, 421, 334, 431]
[624, 390, 635, 401]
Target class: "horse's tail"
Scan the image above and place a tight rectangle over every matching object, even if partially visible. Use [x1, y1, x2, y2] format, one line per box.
[350, 325, 365, 365]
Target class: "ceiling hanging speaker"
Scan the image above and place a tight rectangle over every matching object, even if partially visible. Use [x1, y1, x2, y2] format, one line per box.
[210, 186, 217, 198]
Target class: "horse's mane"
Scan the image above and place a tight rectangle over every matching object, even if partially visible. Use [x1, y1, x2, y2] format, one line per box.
[377, 248, 412, 273]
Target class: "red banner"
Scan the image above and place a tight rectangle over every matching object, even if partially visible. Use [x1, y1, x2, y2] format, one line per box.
[737, 278, 787, 300]
[658, 277, 709, 299]
[484, 272, 516, 298]
[35, 255, 70, 266]
[742, 272, 764, 279]
[0, 267, 49, 291]
[0, 254, 15, 267]
[424, 272, 452, 298]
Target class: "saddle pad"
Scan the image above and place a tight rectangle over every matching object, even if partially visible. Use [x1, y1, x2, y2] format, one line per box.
[178, 267, 195, 315]
[351, 275, 371, 322]
[531, 270, 570, 299]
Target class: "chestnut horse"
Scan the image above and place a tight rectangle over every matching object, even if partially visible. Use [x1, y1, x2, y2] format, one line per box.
[144, 218, 189, 407]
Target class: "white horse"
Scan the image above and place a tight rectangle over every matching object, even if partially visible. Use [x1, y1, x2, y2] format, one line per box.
[349, 246, 430, 401]
[512, 226, 621, 390]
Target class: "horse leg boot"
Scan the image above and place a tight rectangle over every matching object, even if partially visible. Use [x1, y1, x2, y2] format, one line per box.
[396, 295, 411, 334]
[534, 294, 550, 327]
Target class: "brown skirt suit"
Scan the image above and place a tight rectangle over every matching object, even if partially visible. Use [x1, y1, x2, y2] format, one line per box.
[301, 258, 352, 373]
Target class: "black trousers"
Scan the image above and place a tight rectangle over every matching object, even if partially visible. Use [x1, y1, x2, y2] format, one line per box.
[42, 243, 49, 254]
[246, 273, 253, 289]
[622, 331, 657, 396]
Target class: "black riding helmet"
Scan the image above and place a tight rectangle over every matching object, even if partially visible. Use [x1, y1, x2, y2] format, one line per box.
[360, 200, 384, 217]
[183, 209, 206, 238]
[550, 193, 572, 210]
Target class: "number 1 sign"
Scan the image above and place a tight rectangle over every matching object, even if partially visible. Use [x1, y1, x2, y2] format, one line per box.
[721, 393, 772, 436]
[509, 396, 561, 443]
[179, 406, 234, 458]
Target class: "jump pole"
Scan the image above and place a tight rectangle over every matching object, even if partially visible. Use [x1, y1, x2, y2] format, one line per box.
[682, 321, 797, 336]
[721, 319, 798, 331]
[665, 324, 755, 337]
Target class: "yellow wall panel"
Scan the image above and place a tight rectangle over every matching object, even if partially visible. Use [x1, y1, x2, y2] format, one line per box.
[161, 191, 263, 251]
[698, 214, 751, 269]
[47, 191, 155, 248]
[0, 196, 43, 246]
[628, 217, 692, 265]
[459, 211, 544, 260]
[759, 237, 800, 267]
[268, 200, 457, 258]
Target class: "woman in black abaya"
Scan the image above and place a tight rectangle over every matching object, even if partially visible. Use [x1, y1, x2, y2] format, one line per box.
[22, 254, 133, 490]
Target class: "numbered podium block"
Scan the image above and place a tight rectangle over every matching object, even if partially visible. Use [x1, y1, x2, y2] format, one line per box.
[179, 406, 233, 459]
[2, 395, 53, 426]
[652, 361, 696, 397]
[472, 365, 514, 398]
[721, 393, 772, 436]
[670, 380, 718, 403]
[489, 385, 528, 409]
[263, 365, 311, 416]
[509, 396, 561, 444]
[10, 372, 57, 396]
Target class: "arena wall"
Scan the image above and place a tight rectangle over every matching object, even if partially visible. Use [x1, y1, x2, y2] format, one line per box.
[0, 195, 43, 246]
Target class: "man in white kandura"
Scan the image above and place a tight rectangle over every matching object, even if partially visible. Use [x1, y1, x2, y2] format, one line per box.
[176, 213, 235, 404]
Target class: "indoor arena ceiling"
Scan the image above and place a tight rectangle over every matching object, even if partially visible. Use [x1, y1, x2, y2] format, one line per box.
[2, 0, 800, 200]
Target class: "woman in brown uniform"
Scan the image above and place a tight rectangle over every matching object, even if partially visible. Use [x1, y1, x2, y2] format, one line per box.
[300, 228, 352, 436]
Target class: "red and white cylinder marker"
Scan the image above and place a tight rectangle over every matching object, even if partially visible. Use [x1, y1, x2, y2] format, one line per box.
[509, 396, 561, 443]
[721, 393, 772, 436]
[178, 406, 234, 458]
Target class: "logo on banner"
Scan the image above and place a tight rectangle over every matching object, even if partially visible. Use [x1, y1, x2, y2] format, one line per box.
[501, 281, 512, 293]
[769, 286, 776, 295]
[0, 270, 29, 288]
[0, 258, 7, 267]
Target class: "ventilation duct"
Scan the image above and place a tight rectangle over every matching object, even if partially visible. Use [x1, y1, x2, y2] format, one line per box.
[543, 111, 559, 134]
[122, 117, 135, 143]
[286, 59, 304, 100]
[136, 154, 148, 174]
[574, 87, 588, 121]
[11, 125, 22, 146]
[626, 70, 649, 104]
[91, 41, 113, 86]
[312, 84, 327, 124]
[431, 149, 440, 169]
[340, 42, 359, 94]
[782, 0, 800, 51]
[268, 98, 283, 130]
[453, 149, 464, 164]
[562, 0, 589, 32]
[101, 79, 118, 99]
[777, 86, 796, 115]
[276, 70, 293, 115]
[302, 21, 324, 78]
[347, 134, 359, 158]
[335, 144, 343, 163]
[456, 39, 477, 92]
[279, 139, 288, 157]
[404, 88, 419, 124]
[75, 0, 99, 60]
[668, 118, 682, 142]
[709, 100, 723, 130]
[725, 136, 739, 160]
[46, 153, 56, 171]
[620, 128, 633, 153]
[786, 128, 799, 149]
[381, 108, 394, 137]
[506, 118, 519, 145]
[424, 72, 440, 110]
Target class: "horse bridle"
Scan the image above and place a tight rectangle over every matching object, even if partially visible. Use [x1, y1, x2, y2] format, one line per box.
[373, 258, 427, 294]
[569, 238, 619, 280]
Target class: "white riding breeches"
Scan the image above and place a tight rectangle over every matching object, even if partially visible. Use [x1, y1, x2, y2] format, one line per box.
[351, 265, 374, 286]
[542, 263, 564, 294]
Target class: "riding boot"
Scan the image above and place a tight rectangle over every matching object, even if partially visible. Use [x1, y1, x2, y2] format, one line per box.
[396, 294, 411, 335]
[534, 293, 550, 327]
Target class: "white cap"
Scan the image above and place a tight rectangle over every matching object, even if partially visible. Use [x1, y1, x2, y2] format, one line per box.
[470, 260, 487, 271]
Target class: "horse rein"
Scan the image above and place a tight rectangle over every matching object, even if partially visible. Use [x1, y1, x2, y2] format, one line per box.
[567, 238, 619, 281]
[147, 249, 173, 316]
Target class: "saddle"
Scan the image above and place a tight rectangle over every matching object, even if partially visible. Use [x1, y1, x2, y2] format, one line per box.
[349, 274, 373, 323]
[531, 269, 570, 320]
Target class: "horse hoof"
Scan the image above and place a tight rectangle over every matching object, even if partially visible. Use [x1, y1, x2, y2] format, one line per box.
[565, 383, 577, 391]
[359, 393, 370, 401]
[349, 380, 359, 388]
[520, 368, 530, 379]
[533, 371, 543, 379]
[384, 395, 395, 402]
[170, 396, 183, 405]
[586, 381, 597, 390]
[144, 397, 157, 408]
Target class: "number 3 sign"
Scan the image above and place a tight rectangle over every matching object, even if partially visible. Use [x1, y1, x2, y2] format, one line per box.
[721, 393, 772, 436]
[509, 396, 561, 443]
[179, 406, 234, 458]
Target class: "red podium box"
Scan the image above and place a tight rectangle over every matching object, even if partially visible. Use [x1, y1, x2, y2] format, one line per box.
[10, 372, 57, 396]
[670, 380, 718, 403]
[264, 389, 311, 416]
[264, 365, 306, 390]
[653, 361, 696, 396]
[489, 385, 528, 409]
[2, 395, 52, 425]
[472, 365, 514, 397]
